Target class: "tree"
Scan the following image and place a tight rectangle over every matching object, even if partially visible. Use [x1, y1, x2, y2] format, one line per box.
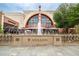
[54, 3, 69, 28]
[0, 24, 3, 33]
[53, 3, 79, 28]
[53, 11, 63, 28]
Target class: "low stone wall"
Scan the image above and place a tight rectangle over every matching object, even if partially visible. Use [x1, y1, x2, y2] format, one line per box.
[1, 34, 79, 46]
[0, 34, 62, 46]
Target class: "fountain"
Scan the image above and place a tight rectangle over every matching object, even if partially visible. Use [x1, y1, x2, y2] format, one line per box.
[37, 15, 42, 35]
[37, 5, 42, 35]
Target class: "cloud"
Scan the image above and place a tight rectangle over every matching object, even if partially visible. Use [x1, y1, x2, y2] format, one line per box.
[0, 3, 60, 12]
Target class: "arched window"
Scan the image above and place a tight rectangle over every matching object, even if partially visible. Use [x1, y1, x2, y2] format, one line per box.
[26, 14, 53, 28]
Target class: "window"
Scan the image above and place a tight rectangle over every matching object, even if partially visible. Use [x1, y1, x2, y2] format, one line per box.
[28, 14, 52, 28]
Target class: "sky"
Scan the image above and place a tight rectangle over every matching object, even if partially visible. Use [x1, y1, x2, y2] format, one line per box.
[0, 3, 60, 12]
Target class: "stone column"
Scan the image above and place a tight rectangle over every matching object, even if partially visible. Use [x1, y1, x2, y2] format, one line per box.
[54, 35, 62, 45]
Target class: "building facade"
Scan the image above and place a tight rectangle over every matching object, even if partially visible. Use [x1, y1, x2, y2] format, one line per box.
[0, 6, 58, 34]
[4, 10, 55, 29]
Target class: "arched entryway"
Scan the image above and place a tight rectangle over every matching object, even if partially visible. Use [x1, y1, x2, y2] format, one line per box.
[24, 13, 56, 34]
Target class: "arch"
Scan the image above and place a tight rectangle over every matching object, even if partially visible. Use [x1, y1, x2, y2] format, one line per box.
[25, 13, 54, 28]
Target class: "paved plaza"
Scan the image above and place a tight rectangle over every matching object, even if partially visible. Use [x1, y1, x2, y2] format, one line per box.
[0, 45, 79, 56]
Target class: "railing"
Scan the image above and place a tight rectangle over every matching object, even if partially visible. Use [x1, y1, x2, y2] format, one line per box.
[61, 34, 79, 45]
